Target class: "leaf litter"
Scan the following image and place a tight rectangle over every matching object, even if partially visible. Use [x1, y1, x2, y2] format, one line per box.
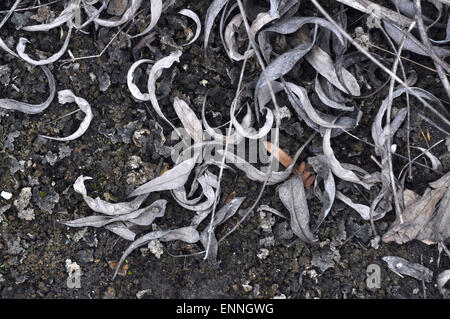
[0, 0, 448, 288]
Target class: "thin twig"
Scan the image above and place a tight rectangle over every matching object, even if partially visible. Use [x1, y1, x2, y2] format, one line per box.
[413, 0, 450, 101]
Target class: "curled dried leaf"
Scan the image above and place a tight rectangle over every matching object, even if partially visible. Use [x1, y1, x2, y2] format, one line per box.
[40, 89, 93, 141]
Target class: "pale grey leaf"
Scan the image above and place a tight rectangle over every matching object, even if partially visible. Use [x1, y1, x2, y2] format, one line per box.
[308, 155, 335, 231]
[59, 215, 111, 228]
[204, 0, 229, 53]
[23, 1, 75, 31]
[128, 155, 197, 197]
[314, 76, 354, 111]
[0, 65, 55, 114]
[323, 128, 371, 190]
[382, 256, 433, 282]
[105, 222, 136, 241]
[147, 50, 182, 128]
[173, 97, 203, 144]
[113, 226, 200, 279]
[94, 0, 143, 28]
[413, 147, 444, 172]
[305, 46, 360, 96]
[383, 20, 450, 57]
[179, 9, 201, 45]
[127, 59, 153, 101]
[437, 270, 450, 298]
[278, 175, 317, 243]
[17, 26, 72, 65]
[40, 89, 93, 141]
[73, 175, 148, 215]
[130, 0, 162, 38]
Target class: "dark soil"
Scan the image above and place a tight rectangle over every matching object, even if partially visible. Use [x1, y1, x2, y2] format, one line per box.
[0, 0, 449, 299]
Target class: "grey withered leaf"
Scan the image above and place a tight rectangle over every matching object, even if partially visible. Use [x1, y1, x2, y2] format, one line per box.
[93, 0, 143, 28]
[128, 155, 198, 197]
[147, 50, 182, 130]
[200, 197, 245, 263]
[305, 46, 361, 96]
[383, 172, 450, 244]
[383, 20, 450, 57]
[382, 256, 433, 283]
[23, 0, 76, 31]
[17, 26, 72, 65]
[173, 97, 203, 144]
[40, 89, 93, 141]
[179, 9, 201, 46]
[308, 155, 335, 232]
[105, 222, 136, 241]
[204, 0, 229, 54]
[130, 0, 162, 38]
[437, 270, 450, 298]
[113, 226, 200, 279]
[73, 175, 149, 216]
[0, 65, 55, 114]
[278, 175, 317, 243]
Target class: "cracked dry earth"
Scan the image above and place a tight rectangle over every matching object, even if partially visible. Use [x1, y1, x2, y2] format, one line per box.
[0, 0, 449, 299]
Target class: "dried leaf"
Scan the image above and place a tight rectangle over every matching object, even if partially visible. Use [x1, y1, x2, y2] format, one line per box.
[113, 226, 200, 279]
[383, 20, 450, 57]
[263, 141, 315, 189]
[130, 0, 162, 38]
[308, 155, 335, 231]
[278, 175, 317, 243]
[73, 175, 149, 215]
[383, 172, 450, 244]
[128, 155, 198, 197]
[382, 256, 433, 282]
[17, 26, 72, 65]
[204, 0, 229, 54]
[147, 50, 182, 128]
[305, 46, 360, 96]
[173, 97, 203, 144]
[413, 146, 444, 172]
[23, 0, 76, 31]
[0, 65, 55, 114]
[200, 197, 245, 263]
[94, 0, 143, 28]
[127, 59, 153, 101]
[105, 222, 136, 241]
[437, 270, 450, 298]
[323, 127, 371, 190]
[336, 191, 390, 221]
[314, 76, 354, 112]
[179, 9, 201, 45]
[40, 89, 93, 141]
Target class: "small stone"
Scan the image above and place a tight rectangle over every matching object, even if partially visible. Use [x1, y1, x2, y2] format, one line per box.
[257, 248, 270, 260]
[14, 187, 32, 212]
[132, 129, 150, 148]
[44, 151, 58, 166]
[98, 72, 111, 92]
[242, 282, 253, 293]
[58, 145, 72, 160]
[18, 208, 35, 221]
[1, 191, 12, 200]
[148, 239, 164, 259]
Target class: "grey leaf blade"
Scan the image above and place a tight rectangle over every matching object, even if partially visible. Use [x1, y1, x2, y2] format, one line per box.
[128, 156, 197, 197]
[382, 256, 433, 283]
[278, 176, 317, 243]
[0, 66, 55, 114]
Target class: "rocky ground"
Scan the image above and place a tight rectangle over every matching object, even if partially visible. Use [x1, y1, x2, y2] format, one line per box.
[0, 0, 449, 299]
